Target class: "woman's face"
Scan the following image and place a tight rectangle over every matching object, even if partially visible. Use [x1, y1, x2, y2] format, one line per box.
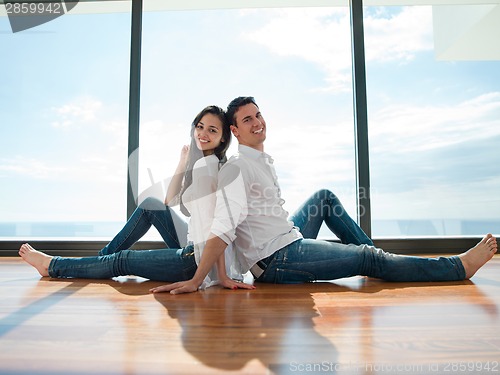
[194, 113, 224, 156]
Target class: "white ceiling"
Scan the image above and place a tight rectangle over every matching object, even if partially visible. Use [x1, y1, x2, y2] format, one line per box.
[2, 0, 499, 14]
[433, 4, 500, 60]
[1, 0, 499, 60]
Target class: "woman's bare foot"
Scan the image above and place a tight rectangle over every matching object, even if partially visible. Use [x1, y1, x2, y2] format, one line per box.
[18, 243, 53, 277]
[458, 234, 497, 279]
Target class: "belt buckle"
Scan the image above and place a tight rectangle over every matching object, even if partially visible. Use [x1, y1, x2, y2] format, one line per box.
[250, 261, 266, 279]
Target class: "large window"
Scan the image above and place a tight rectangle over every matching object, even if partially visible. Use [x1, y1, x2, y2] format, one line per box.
[3, 1, 497, 244]
[0, 3, 131, 239]
[138, 6, 356, 240]
[365, 4, 500, 237]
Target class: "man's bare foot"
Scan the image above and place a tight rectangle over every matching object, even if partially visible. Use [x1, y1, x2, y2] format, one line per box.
[18, 243, 52, 277]
[458, 234, 497, 279]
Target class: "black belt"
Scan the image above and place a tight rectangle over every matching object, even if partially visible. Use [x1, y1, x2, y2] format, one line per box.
[250, 260, 268, 278]
[249, 254, 274, 279]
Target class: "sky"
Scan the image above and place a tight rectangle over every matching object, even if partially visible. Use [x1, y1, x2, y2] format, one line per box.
[1, 4, 499, 238]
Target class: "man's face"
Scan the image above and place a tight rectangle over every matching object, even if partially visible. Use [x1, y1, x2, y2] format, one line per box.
[230, 103, 266, 151]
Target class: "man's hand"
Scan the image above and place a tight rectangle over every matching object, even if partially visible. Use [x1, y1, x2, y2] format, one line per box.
[149, 278, 256, 295]
[150, 237, 233, 295]
[150, 280, 199, 295]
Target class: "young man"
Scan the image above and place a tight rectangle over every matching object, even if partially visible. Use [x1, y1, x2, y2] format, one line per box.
[151, 97, 497, 294]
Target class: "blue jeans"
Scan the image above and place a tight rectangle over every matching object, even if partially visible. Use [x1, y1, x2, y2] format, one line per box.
[49, 245, 197, 281]
[48, 197, 195, 281]
[99, 197, 184, 255]
[256, 189, 465, 283]
[289, 189, 373, 245]
[257, 240, 465, 283]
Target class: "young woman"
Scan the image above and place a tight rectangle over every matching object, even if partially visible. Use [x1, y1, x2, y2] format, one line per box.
[19, 105, 253, 291]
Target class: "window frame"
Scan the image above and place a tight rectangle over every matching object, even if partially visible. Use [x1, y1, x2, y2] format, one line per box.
[0, 0, 489, 255]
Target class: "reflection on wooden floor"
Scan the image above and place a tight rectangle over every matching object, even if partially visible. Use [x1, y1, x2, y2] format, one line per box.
[1, 255, 499, 375]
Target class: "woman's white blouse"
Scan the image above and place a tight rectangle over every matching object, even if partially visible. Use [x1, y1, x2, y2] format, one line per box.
[182, 154, 242, 289]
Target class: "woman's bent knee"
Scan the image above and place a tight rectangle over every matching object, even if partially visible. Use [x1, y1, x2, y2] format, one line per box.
[138, 197, 166, 211]
[314, 189, 336, 200]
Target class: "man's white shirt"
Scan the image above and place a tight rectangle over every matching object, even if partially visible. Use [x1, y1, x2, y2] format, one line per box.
[210, 145, 302, 273]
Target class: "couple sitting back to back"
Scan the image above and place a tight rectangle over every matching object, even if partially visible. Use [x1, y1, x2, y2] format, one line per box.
[20, 97, 498, 294]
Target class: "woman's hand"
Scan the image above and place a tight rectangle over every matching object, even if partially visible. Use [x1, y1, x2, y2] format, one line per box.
[219, 277, 256, 291]
[165, 145, 190, 206]
[178, 145, 190, 168]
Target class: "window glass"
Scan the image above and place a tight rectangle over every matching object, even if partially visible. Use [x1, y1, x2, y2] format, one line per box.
[365, 5, 500, 237]
[139, 6, 356, 240]
[0, 5, 131, 239]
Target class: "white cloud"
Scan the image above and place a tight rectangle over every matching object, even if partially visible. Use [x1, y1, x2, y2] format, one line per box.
[43, 96, 129, 183]
[265, 118, 357, 214]
[244, 8, 352, 91]
[373, 175, 500, 221]
[368, 91, 500, 222]
[364, 7, 433, 63]
[1, 96, 128, 217]
[51, 96, 103, 129]
[0, 156, 67, 179]
[243, 6, 433, 91]
[136, 119, 190, 199]
[370, 91, 500, 153]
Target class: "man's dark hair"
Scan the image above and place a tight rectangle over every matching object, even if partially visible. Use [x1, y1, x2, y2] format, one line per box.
[226, 96, 258, 126]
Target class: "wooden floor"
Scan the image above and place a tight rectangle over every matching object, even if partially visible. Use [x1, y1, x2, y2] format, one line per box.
[1, 255, 499, 375]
